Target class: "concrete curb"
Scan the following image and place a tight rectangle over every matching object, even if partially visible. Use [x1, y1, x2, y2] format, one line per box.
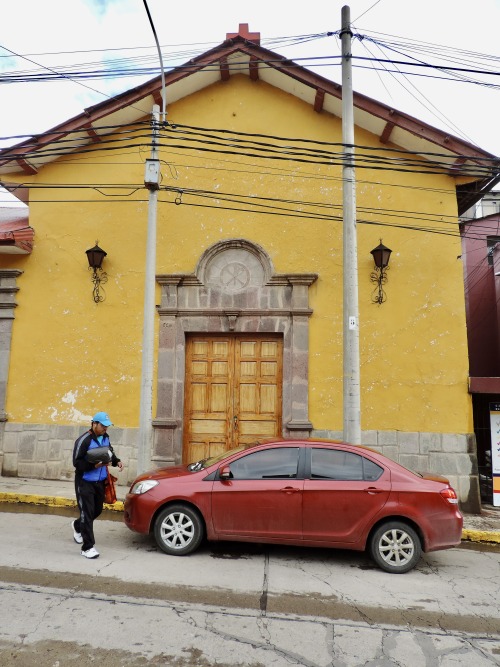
[461, 528, 500, 544]
[1, 491, 500, 543]
[0, 492, 124, 512]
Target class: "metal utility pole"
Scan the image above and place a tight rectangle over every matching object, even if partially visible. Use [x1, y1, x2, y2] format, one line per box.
[138, 105, 160, 474]
[341, 5, 361, 444]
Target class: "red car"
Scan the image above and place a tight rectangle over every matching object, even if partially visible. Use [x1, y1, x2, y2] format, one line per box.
[123, 439, 463, 573]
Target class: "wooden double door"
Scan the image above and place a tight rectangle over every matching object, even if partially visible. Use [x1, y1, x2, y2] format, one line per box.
[183, 335, 283, 464]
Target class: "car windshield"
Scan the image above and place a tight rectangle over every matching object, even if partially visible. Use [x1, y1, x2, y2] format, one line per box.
[187, 443, 257, 471]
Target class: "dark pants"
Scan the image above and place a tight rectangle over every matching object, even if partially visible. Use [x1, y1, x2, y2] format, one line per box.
[74, 477, 105, 551]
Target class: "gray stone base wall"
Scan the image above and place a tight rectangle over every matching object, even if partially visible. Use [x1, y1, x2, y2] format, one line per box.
[0, 423, 480, 513]
[0, 423, 139, 486]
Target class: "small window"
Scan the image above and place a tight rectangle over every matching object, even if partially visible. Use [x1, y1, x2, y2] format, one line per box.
[311, 448, 383, 481]
[228, 447, 299, 480]
[487, 237, 500, 266]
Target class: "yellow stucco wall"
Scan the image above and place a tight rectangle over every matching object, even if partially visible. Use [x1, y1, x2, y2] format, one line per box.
[2, 74, 472, 434]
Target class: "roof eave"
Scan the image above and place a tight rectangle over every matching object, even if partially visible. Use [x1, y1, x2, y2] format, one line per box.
[0, 34, 497, 182]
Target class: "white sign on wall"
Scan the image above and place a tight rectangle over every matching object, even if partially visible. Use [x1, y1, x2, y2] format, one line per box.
[488, 403, 500, 507]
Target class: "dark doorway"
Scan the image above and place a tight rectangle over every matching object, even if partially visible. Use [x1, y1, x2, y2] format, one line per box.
[472, 393, 497, 502]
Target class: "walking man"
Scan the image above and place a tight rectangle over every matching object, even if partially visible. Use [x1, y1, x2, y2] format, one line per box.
[72, 411, 123, 559]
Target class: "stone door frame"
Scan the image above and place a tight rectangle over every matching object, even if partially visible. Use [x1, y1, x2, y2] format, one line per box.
[0, 269, 22, 474]
[152, 239, 317, 466]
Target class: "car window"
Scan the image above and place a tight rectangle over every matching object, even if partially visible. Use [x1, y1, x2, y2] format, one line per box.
[311, 448, 383, 481]
[200, 443, 256, 469]
[363, 457, 384, 481]
[228, 448, 300, 480]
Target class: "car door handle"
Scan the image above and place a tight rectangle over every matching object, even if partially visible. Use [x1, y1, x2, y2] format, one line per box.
[280, 486, 301, 494]
[364, 487, 384, 494]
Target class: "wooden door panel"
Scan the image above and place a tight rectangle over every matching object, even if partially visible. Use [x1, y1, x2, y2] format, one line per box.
[184, 337, 232, 463]
[239, 384, 257, 412]
[234, 338, 282, 447]
[192, 340, 209, 355]
[260, 385, 277, 413]
[191, 384, 207, 411]
[190, 419, 226, 434]
[240, 341, 256, 355]
[207, 441, 227, 459]
[240, 362, 257, 377]
[187, 441, 207, 463]
[212, 340, 229, 356]
[184, 335, 282, 462]
[187, 439, 227, 465]
[212, 360, 229, 375]
[210, 383, 228, 412]
[261, 340, 278, 356]
[261, 361, 277, 376]
[191, 360, 208, 375]
[238, 384, 277, 415]
[239, 420, 277, 436]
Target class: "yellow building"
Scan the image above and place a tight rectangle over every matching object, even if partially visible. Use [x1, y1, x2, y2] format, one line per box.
[0, 26, 496, 512]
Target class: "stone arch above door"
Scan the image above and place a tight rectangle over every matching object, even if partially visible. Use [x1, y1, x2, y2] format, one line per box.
[197, 238, 272, 291]
[152, 239, 318, 467]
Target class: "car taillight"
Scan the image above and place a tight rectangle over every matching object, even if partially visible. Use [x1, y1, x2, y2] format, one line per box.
[440, 487, 459, 504]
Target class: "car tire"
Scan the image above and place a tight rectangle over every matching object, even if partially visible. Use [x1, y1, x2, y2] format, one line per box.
[154, 504, 204, 556]
[369, 521, 422, 574]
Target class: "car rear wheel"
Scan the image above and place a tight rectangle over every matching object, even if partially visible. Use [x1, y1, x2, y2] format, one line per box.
[369, 521, 422, 574]
[154, 504, 204, 556]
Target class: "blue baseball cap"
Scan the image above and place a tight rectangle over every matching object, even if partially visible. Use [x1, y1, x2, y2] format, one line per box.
[92, 411, 113, 427]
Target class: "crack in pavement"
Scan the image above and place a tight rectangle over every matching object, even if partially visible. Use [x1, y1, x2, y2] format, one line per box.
[0, 565, 499, 636]
[259, 552, 269, 616]
[2, 583, 500, 667]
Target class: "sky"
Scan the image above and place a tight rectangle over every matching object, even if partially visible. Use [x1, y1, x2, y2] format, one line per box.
[1, 0, 499, 204]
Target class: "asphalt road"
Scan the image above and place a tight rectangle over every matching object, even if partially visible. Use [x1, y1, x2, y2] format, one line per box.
[1, 510, 499, 666]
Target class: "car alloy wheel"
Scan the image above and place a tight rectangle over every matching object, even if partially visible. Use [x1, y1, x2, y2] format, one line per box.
[369, 521, 422, 574]
[153, 504, 204, 556]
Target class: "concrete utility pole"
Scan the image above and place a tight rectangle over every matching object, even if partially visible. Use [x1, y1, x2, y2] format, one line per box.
[137, 1, 167, 474]
[341, 5, 361, 444]
[138, 105, 160, 474]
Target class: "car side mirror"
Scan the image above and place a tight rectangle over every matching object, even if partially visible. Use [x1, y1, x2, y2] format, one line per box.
[219, 465, 233, 480]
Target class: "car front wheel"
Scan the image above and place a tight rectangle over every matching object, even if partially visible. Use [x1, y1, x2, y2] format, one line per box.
[369, 521, 422, 573]
[154, 504, 204, 555]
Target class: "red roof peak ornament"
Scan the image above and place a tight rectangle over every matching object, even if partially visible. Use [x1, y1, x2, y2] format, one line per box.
[226, 24, 261, 45]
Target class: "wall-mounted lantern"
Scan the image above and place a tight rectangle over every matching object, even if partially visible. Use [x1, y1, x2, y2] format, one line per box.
[85, 242, 107, 303]
[370, 240, 392, 304]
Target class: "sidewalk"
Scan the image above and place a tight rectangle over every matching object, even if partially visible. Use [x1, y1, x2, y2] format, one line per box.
[0, 475, 499, 544]
[0, 475, 128, 512]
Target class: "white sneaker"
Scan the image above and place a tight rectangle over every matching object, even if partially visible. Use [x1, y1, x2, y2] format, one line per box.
[81, 547, 99, 559]
[71, 521, 83, 544]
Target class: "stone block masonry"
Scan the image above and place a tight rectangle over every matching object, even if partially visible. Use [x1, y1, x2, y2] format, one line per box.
[0, 423, 139, 486]
[0, 422, 480, 513]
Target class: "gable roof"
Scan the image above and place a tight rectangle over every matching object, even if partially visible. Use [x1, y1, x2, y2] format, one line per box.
[1, 24, 498, 214]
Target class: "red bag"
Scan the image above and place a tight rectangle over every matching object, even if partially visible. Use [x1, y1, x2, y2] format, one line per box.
[104, 468, 118, 504]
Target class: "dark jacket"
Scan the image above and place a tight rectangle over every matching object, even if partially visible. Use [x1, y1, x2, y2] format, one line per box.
[73, 430, 120, 481]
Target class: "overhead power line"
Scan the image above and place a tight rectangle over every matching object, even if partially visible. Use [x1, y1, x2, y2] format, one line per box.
[1, 179, 492, 243]
[1, 30, 500, 91]
[2, 52, 500, 86]
[1, 121, 497, 182]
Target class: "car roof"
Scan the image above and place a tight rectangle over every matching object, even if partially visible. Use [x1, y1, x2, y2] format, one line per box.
[251, 438, 380, 455]
[254, 437, 367, 446]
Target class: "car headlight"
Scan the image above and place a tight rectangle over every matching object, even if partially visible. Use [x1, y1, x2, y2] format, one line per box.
[130, 479, 159, 495]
